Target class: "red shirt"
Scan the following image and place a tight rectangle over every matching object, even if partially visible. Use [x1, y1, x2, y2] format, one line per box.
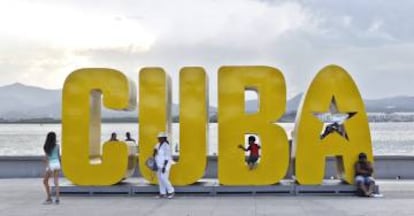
[247, 143, 260, 157]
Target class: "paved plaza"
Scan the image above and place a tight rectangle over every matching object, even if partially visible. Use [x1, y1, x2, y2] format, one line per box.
[1, 178, 414, 216]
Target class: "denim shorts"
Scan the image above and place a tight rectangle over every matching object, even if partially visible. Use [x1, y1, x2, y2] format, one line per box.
[355, 175, 375, 185]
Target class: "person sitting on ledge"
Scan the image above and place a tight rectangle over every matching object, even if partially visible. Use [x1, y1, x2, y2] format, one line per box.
[238, 136, 261, 170]
[320, 122, 347, 139]
[109, 132, 118, 141]
[125, 132, 138, 154]
[355, 152, 375, 197]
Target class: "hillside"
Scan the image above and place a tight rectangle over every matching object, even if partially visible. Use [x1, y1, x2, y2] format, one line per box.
[1, 83, 413, 122]
[0, 83, 216, 120]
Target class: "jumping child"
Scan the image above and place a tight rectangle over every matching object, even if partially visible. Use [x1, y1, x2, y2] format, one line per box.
[238, 136, 261, 170]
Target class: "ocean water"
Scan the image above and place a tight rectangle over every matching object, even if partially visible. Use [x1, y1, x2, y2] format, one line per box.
[0, 123, 413, 156]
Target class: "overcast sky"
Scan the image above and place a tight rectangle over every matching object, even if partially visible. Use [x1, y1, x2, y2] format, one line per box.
[0, 0, 413, 105]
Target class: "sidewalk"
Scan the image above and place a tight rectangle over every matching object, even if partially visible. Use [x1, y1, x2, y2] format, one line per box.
[1, 178, 414, 216]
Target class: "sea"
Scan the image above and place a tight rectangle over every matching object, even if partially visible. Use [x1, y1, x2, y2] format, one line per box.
[0, 123, 414, 156]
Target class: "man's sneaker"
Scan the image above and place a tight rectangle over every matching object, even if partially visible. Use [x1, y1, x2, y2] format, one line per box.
[42, 199, 52, 205]
[167, 193, 175, 199]
[55, 199, 60, 205]
[371, 193, 384, 198]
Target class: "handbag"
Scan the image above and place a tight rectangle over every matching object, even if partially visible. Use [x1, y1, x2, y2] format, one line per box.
[145, 157, 158, 171]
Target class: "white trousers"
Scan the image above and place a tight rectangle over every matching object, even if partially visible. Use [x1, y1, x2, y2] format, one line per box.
[156, 168, 174, 195]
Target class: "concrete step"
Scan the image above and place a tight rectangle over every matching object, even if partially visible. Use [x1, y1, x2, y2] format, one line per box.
[54, 178, 380, 196]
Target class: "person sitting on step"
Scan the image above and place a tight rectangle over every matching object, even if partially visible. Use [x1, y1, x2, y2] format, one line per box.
[354, 152, 375, 197]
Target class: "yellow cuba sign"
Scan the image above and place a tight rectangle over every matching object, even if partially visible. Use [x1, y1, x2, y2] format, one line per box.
[61, 65, 373, 186]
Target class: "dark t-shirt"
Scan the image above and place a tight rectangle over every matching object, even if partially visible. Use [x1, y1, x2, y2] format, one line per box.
[247, 143, 260, 157]
[355, 161, 373, 177]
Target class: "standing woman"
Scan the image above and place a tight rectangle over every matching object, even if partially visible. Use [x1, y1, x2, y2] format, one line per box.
[42, 132, 61, 204]
[153, 132, 175, 199]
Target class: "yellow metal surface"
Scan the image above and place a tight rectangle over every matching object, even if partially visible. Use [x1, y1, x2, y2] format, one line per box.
[172, 68, 208, 185]
[218, 66, 289, 185]
[293, 65, 373, 185]
[60, 64, 374, 187]
[62, 68, 136, 186]
[139, 68, 208, 185]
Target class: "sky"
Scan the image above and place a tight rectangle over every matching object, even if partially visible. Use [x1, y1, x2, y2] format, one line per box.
[0, 0, 413, 105]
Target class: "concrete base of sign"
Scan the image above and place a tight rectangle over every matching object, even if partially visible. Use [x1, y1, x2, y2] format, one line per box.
[54, 178, 379, 196]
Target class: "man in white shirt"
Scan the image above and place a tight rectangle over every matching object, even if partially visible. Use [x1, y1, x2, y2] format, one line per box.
[153, 132, 175, 199]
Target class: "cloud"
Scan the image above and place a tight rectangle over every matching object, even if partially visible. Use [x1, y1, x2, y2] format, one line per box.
[66, 0, 320, 103]
[0, 1, 155, 88]
[0, 0, 414, 102]
[0, 1, 155, 51]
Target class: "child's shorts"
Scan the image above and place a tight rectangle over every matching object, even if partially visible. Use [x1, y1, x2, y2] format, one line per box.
[247, 156, 259, 164]
[47, 160, 61, 171]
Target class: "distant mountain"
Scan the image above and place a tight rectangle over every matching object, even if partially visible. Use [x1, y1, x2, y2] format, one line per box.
[245, 93, 303, 114]
[1, 83, 414, 121]
[0, 83, 217, 120]
[365, 96, 414, 113]
[287, 93, 303, 112]
[0, 83, 61, 119]
[245, 93, 414, 113]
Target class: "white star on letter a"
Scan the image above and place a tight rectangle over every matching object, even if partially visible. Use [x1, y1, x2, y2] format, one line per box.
[313, 97, 356, 140]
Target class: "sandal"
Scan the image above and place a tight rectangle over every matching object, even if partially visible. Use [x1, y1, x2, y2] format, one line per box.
[42, 199, 52, 205]
[167, 193, 175, 199]
[156, 194, 166, 199]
